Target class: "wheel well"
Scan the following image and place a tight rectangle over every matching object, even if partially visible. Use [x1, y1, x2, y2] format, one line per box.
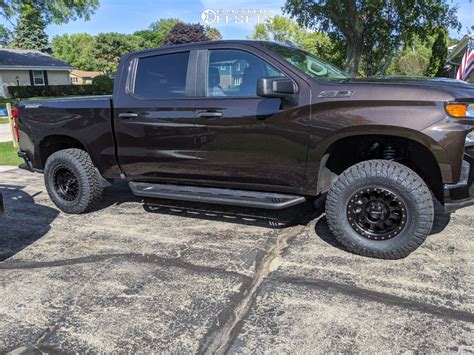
[38, 135, 86, 168]
[318, 135, 444, 203]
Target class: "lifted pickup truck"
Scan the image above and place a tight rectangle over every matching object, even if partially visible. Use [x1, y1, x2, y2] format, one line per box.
[16, 40, 474, 259]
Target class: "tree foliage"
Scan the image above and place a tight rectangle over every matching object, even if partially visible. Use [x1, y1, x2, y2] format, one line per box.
[164, 23, 210, 45]
[52, 33, 97, 70]
[0, 25, 12, 46]
[425, 28, 448, 77]
[386, 36, 432, 77]
[284, 0, 461, 76]
[134, 18, 183, 48]
[1, 0, 99, 25]
[249, 16, 344, 67]
[205, 26, 222, 41]
[12, 7, 51, 53]
[93, 32, 144, 73]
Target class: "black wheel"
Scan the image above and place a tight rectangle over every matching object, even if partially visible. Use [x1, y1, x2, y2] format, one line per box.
[44, 148, 103, 214]
[326, 160, 434, 259]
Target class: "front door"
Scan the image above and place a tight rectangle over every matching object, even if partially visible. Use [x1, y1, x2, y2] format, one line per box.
[193, 48, 310, 192]
[114, 50, 198, 182]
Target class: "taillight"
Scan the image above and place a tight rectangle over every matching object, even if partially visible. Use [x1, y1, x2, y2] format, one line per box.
[12, 107, 19, 142]
[12, 107, 19, 119]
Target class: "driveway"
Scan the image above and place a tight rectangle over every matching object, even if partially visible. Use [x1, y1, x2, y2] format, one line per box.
[0, 124, 12, 143]
[0, 168, 472, 353]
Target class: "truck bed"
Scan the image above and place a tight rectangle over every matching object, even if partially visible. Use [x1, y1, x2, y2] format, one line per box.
[17, 95, 119, 177]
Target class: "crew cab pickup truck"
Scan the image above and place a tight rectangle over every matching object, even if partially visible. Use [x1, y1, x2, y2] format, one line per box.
[15, 40, 474, 259]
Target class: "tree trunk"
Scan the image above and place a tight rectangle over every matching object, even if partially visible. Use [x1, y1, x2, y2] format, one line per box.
[344, 35, 363, 77]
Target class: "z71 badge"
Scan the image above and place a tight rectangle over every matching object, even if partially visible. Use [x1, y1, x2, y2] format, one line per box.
[318, 90, 355, 98]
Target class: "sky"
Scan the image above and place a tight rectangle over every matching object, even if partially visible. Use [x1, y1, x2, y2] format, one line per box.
[26, 0, 474, 40]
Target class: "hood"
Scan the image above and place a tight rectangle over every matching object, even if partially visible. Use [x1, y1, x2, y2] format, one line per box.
[348, 76, 474, 101]
[317, 76, 474, 102]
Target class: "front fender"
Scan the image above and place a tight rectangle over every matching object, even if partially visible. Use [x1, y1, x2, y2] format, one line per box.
[303, 125, 455, 195]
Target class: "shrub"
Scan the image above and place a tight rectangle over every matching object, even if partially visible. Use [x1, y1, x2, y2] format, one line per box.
[92, 75, 114, 94]
[7, 84, 110, 99]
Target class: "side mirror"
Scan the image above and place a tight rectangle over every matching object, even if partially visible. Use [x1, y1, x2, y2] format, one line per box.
[257, 77, 298, 98]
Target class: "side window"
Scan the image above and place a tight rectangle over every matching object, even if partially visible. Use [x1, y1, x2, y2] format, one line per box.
[207, 49, 284, 97]
[134, 51, 189, 99]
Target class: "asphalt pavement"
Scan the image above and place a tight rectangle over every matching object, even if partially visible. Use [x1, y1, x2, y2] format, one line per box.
[0, 167, 472, 353]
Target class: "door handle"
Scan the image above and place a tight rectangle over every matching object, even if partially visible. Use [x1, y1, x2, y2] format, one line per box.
[119, 112, 139, 119]
[198, 111, 223, 118]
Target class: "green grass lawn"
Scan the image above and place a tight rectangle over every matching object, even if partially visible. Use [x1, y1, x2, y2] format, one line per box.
[0, 117, 9, 124]
[0, 142, 22, 166]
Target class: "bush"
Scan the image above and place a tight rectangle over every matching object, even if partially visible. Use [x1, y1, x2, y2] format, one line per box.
[7, 84, 111, 99]
[92, 75, 114, 94]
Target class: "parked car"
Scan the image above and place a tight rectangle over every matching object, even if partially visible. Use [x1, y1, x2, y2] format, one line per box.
[15, 40, 474, 259]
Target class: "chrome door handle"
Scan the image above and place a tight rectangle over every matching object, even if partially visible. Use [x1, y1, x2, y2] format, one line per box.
[198, 111, 223, 118]
[119, 112, 139, 119]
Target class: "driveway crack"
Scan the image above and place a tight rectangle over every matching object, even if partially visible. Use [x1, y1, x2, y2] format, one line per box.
[198, 225, 305, 354]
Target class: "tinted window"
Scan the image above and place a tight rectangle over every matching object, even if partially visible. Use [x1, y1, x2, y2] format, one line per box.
[207, 49, 284, 97]
[134, 51, 189, 99]
[264, 43, 349, 80]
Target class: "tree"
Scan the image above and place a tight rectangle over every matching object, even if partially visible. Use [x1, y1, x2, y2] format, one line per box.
[12, 7, 51, 53]
[52, 33, 97, 70]
[1, 0, 99, 25]
[134, 18, 183, 48]
[94, 33, 144, 73]
[205, 26, 222, 41]
[284, 0, 461, 76]
[164, 23, 209, 45]
[0, 25, 12, 47]
[386, 36, 432, 77]
[425, 28, 448, 77]
[249, 16, 344, 67]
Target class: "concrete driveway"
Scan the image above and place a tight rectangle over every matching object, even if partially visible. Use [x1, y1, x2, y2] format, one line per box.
[0, 168, 472, 353]
[0, 124, 12, 143]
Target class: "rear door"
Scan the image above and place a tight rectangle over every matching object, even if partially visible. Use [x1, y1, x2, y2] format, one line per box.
[114, 49, 199, 182]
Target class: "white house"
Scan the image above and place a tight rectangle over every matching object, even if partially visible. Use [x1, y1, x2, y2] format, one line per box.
[0, 48, 72, 97]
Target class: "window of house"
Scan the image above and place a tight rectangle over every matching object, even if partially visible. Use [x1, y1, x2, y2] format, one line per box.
[71, 77, 78, 84]
[134, 51, 189, 99]
[33, 71, 45, 86]
[207, 49, 284, 97]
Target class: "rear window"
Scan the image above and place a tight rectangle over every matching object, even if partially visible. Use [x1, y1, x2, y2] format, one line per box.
[134, 51, 189, 99]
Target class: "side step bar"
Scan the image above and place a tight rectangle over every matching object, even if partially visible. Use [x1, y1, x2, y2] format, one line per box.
[129, 182, 306, 210]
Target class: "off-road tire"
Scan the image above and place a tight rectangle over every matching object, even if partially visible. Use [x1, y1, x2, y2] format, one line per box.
[44, 148, 103, 214]
[326, 160, 434, 259]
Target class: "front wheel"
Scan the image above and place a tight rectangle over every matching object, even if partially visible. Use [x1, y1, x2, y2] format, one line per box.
[44, 148, 103, 214]
[325, 160, 434, 259]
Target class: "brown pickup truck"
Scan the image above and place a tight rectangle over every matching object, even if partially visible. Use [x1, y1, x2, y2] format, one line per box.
[15, 40, 474, 259]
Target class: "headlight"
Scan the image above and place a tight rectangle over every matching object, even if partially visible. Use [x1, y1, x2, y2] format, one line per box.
[445, 103, 474, 118]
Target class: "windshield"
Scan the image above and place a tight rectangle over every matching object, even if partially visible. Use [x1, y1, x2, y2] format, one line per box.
[264, 43, 350, 80]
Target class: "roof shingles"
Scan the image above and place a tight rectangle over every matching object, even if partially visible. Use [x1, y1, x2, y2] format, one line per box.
[0, 48, 72, 69]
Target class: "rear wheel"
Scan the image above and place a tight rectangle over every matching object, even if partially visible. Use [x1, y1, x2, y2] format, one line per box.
[325, 160, 434, 259]
[44, 148, 103, 214]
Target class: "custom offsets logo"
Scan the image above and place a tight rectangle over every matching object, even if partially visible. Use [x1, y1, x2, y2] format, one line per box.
[201, 9, 274, 25]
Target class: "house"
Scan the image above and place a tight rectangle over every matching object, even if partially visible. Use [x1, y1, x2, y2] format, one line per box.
[446, 34, 474, 83]
[70, 70, 102, 85]
[0, 48, 72, 97]
[210, 59, 247, 89]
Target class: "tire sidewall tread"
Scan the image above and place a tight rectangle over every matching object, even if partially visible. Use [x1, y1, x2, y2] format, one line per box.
[44, 148, 103, 214]
[326, 160, 434, 259]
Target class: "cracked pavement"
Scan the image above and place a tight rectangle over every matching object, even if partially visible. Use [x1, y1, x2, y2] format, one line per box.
[0, 167, 473, 353]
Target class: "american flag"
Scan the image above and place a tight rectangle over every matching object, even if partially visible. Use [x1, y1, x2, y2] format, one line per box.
[456, 36, 474, 81]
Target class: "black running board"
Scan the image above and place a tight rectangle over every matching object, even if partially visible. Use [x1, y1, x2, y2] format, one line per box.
[129, 182, 306, 210]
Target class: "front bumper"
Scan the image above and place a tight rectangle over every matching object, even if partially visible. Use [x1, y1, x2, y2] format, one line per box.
[443, 152, 474, 213]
